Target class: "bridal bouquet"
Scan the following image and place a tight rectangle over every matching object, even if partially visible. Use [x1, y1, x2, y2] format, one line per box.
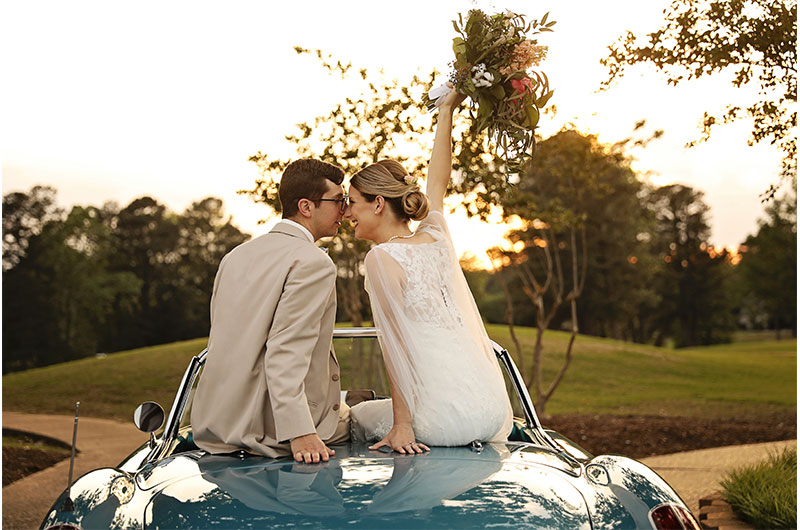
[427, 9, 555, 174]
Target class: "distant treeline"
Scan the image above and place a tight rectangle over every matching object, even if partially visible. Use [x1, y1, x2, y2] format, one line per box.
[465, 183, 797, 347]
[3, 188, 249, 373]
[2, 177, 796, 374]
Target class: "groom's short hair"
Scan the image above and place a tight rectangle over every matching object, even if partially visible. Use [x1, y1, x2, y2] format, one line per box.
[280, 159, 345, 218]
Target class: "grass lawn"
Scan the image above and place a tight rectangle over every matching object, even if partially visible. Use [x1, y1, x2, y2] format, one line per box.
[3, 325, 796, 423]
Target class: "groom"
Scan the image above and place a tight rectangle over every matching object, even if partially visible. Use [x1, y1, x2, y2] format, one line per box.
[192, 158, 349, 463]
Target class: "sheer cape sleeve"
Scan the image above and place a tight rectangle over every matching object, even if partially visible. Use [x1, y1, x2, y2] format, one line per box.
[363, 210, 513, 442]
[363, 247, 419, 414]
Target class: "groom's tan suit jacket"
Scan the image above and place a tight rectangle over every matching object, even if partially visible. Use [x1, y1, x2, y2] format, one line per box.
[192, 221, 341, 457]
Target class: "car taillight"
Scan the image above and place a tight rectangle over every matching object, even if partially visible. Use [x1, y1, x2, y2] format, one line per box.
[675, 506, 702, 530]
[650, 504, 701, 530]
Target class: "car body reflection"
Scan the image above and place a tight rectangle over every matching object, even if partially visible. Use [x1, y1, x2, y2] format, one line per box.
[141, 443, 592, 529]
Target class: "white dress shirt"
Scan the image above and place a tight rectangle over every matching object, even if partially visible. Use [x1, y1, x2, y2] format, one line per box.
[279, 219, 314, 244]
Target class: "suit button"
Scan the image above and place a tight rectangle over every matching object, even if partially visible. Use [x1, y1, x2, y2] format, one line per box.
[333, 403, 340, 411]
[332, 374, 339, 381]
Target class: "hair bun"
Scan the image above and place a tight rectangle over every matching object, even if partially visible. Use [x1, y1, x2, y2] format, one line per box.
[402, 189, 429, 221]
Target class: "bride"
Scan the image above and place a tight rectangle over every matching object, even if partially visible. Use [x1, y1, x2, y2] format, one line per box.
[345, 88, 513, 453]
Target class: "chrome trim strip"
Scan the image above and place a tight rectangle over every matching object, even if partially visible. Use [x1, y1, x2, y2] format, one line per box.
[333, 327, 378, 338]
[490, 340, 539, 430]
[489, 340, 563, 453]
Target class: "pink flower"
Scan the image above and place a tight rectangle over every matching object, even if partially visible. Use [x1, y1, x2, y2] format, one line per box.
[510, 77, 534, 103]
[499, 42, 548, 76]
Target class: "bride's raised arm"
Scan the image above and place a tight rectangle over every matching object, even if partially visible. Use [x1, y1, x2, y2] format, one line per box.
[426, 88, 466, 213]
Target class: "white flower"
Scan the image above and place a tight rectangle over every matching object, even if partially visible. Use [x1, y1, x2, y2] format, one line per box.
[471, 64, 494, 87]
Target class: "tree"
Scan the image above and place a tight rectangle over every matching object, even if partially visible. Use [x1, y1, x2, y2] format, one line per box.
[174, 198, 251, 340]
[489, 129, 646, 416]
[106, 197, 181, 348]
[2, 185, 62, 271]
[564, 126, 661, 342]
[738, 192, 797, 336]
[644, 184, 736, 346]
[602, 0, 797, 197]
[2, 187, 249, 372]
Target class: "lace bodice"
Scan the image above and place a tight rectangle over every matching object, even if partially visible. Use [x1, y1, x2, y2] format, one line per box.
[376, 242, 465, 331]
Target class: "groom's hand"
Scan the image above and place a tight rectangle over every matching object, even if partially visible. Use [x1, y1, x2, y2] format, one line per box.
[290, 433, 335, 464]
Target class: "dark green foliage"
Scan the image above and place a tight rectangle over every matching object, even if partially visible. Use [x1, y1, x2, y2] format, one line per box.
[486, 129, 650, 413]
[2, 188, 249, 373]
[506, 130, 652, 334]
[737, 193, 797, 336]
[104, 197, 249, 350]
[644, 184, 737, 346]
[721, 448, 797, 529]
[2, 185, 62, 271]
[3, 204, 141, 372]
[176, 198, 251, 339]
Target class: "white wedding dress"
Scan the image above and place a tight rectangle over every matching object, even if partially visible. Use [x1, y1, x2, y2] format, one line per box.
[350, 210, 513, 446]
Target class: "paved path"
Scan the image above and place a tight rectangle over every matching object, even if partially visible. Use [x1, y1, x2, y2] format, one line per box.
[3, 412, 148, 530]
[2, 412, 796, 529]
[641, 439, 797, 517]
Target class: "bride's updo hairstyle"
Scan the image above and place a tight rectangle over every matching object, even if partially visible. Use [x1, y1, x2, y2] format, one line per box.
[350, 159, 429, 221]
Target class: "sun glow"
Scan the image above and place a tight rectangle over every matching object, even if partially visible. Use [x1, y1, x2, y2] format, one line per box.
[1, 0, 783, 263]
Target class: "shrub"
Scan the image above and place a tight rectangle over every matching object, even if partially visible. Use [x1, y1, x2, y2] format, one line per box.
[721, 448, 796, 529]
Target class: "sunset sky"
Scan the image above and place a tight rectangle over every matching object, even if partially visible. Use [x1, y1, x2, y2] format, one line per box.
[2, 0, 784, 268]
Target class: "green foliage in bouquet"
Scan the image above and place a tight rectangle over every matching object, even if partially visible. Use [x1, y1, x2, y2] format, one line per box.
[434, 9, 555, 175]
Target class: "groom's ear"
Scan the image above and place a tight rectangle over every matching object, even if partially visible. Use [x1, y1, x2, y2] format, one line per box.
[297, 198, 314, 218]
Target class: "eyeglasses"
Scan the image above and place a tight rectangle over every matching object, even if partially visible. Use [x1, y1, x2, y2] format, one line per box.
[313, 195, 349, 212]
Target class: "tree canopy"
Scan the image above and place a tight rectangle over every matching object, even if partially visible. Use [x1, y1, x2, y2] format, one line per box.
[601, 0, 797, 197]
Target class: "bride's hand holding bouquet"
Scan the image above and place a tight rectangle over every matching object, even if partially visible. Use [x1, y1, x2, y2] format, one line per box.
[426, 9, 555, 174]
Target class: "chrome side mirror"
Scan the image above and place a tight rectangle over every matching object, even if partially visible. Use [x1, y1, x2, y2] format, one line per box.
[134, 401, 165, 448]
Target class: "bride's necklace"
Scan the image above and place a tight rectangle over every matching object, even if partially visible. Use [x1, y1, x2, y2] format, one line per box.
[386, 233, 414, 243]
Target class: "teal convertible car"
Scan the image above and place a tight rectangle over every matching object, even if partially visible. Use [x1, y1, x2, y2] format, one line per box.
[41, 328, 701, 529]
